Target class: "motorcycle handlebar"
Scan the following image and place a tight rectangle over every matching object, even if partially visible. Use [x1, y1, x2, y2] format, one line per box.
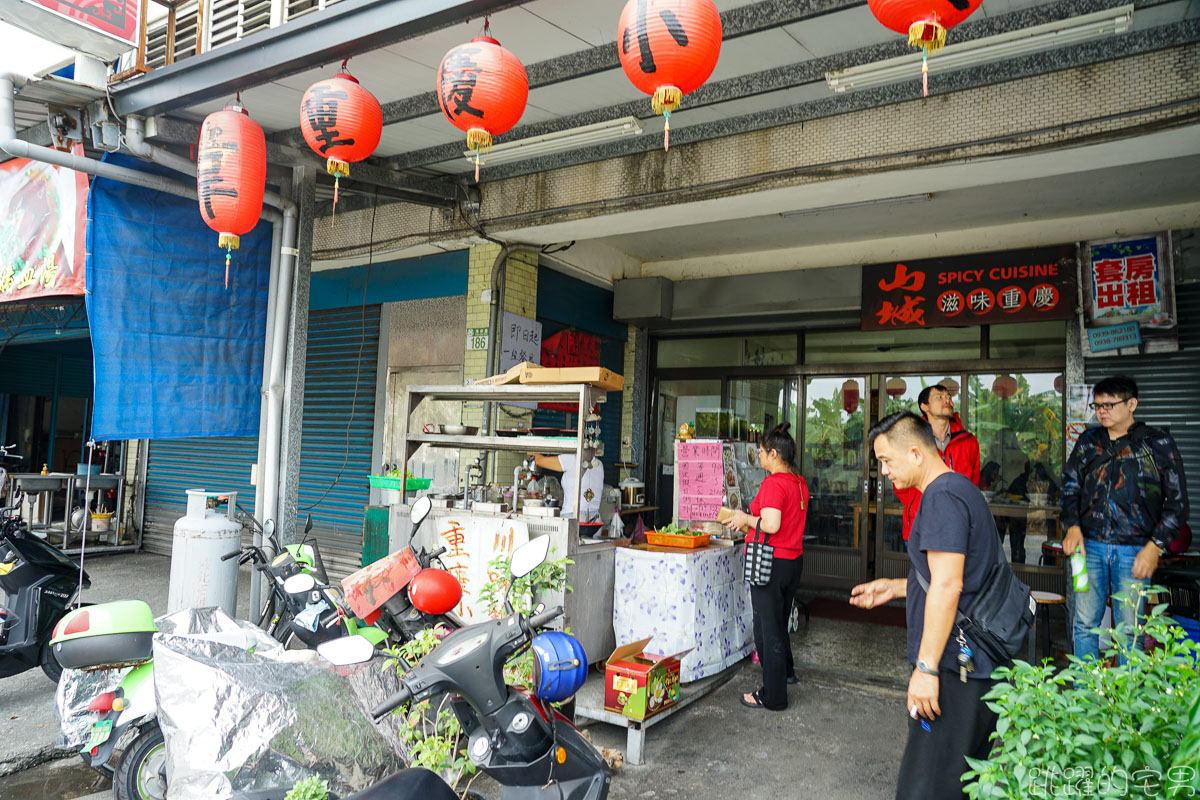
[529, 605, 564, 629]
[370, 685, 412, 721]
[220, 549, 242, 561]
[429, 546, 447, 561]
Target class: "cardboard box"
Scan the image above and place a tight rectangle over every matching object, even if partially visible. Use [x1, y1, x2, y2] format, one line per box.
[519, 366, 624, 392]
[604, 638, 691, 721]
[475, 362, 538, 386]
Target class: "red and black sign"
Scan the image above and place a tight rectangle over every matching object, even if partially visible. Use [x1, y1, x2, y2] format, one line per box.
[861, 246, 1076, 331]
[31, 0, 139, 44]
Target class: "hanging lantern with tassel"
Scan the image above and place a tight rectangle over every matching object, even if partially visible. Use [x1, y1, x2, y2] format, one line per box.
[842, 379, 861, 414]
[197, 101, 266, 289]
[299, 65, 382, 222]
[992, 374, 1018, 399]
[437, 22, 528, 183]
[866, 0, 983, 96]
[617, 0, 722, 151]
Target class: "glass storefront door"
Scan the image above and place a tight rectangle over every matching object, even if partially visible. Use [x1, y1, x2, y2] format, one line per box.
[800, 376, 869, 583]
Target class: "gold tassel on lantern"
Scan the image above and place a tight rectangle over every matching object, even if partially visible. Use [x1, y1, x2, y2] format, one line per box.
[218, 233, 240, 290]
[466, 128, 494, 183]
[908, 21, 947, 54]
[652, 86, 683, 152]
[327, 158, 350, 225]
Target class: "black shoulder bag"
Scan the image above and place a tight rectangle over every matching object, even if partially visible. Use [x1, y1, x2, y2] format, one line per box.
[743, 521, 774, 586]
[915, 547, 1036, 666]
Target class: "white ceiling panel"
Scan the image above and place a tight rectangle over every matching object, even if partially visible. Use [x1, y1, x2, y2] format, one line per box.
[708, 27, 813, 83]
[268, 51, 436, 105]
[187, 82, 307, 132]
[707, 82, 829, 119]
[390, 9, 598, 71]
[526, 69, 648, 118]
[782, 5, 897, 58]
[520, 0, 618, 48]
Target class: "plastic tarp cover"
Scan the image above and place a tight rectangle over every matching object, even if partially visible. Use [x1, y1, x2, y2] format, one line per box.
[154, 607, 409, 799]
[86, 153, 272, 440]
[55, 662, 133, 750]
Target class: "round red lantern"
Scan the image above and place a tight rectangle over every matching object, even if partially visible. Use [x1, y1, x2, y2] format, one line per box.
[886, 377, 908, 398]
[437, 27, 528, 182]
[300, 68, 382, 213]
[1053, 374, 1065, 394]
[993, 374, 1018, 399]
[940, 377, 960, 398]
[408, 568, 463, 616]
[842, 379, 860, 414]
[867, 0, 982, 95]
[197, 103, 266, 288]
[617, 0, 722, 150]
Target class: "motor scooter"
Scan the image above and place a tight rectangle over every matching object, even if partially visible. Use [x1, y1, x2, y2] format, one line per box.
[0, 497, 89, 682]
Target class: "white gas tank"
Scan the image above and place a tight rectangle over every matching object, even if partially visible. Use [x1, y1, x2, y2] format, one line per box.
[167, 490, 242, 616]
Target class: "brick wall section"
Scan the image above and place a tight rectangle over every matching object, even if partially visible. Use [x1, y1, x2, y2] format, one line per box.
[493, 249, 539, 483]
[312, 45, 1200, 261]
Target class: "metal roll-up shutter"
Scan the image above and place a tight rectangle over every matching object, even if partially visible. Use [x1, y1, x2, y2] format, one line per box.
[1085, 283, 1200, 494]
[0, 349, 93, 398]
[141, 436, 257, 555]
[296, 306, 381, 580]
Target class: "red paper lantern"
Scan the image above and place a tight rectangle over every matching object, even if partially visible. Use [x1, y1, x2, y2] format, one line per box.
[197, 103, 266, 288]
[867, 0, 983, 54]
[437, 29, 528, 182]
[993, 374, 1018, 399]
[886, 377, 908, 398]
[617, 0, 722, 150]
[842, 379, 860, 414]
[940, 377, 960, 398]
[300, 70, 382, 213]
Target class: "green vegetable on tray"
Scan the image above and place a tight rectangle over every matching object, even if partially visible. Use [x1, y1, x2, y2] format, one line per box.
[656, 523, 705, 537]
[386, 468, 416, 480]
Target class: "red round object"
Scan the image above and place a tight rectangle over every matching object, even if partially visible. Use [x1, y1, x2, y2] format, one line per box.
[841, 379, 860, 414]
[299, 73, 382, 168]
[867, 0, 982, 51]
[197, 105, 266, 249]
[437, 35, 528, 144]
[886, 377, 907, 398]
[617, 0, 722, 104]
[992, 374, 1018, 399]
[941, 377, 960, 398]
[407, 568, 463, 616]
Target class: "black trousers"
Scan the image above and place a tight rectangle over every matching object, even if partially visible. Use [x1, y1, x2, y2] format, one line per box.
[895, 673, 998, 799]
[750, 555, 804, 709]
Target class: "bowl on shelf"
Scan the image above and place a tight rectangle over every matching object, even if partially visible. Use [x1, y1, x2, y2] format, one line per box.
[439, 424, 478, 436]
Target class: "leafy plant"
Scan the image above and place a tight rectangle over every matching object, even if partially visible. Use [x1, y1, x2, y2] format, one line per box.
[284, 777, 329, 800]
[655, 522, 704, 537]
[963, 588, 1199, 799]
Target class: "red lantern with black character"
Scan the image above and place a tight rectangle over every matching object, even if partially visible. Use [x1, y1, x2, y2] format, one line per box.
[197, 102, 266, 289]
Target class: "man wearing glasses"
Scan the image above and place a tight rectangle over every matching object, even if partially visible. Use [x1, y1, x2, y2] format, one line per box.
[1061, 375, 1189, 660]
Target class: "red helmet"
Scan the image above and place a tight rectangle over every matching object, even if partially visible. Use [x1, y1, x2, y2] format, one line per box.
[407, 568, 462, 615]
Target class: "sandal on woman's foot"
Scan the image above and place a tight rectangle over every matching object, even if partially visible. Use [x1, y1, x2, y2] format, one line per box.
[740, 690, 779, 710]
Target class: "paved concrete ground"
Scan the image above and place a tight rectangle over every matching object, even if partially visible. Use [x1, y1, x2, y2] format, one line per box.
[0, 552, 252, 777]
[2, 552, 918, 800]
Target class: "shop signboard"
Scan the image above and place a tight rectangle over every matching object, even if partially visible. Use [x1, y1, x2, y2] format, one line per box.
[1, 0, 142, 59]
[861, 246, 1076, 331]
[0, 154, 89, 303]
[431, 515, 530, 621]
[500, 312, 541, 409]
[466, 327, 489, 351]
[1081, 233, 1177, 356]
[676, 440, 723, 522]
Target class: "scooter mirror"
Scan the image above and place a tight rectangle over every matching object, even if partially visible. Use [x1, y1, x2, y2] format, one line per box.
[410, 495, 433, 527]
[283, 573, 316, 594]
[304, 514, 314, 535]
[317, 635, 375, 666]
[510, 536, 550, 580]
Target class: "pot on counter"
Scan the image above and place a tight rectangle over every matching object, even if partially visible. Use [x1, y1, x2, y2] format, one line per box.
[619, 478, 645, 509]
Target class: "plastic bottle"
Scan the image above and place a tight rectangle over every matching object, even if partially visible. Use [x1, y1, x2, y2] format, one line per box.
[1069, 546, 1089, 593]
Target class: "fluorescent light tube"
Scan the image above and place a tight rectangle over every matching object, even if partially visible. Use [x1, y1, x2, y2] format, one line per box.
[465, 116, 644, 167]
[826, 5, 1134, 93]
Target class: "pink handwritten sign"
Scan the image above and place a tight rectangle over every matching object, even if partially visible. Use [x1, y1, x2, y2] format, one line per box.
[677, 441, 723, 521]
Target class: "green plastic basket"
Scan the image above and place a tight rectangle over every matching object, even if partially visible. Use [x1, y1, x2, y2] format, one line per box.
[368, 475, 432, 491]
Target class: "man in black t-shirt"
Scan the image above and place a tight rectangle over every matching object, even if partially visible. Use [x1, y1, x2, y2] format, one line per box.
[851, 411, 1001, 799]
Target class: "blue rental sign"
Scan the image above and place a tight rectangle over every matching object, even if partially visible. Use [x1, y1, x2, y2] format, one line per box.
[1086, 321, 1142, 353]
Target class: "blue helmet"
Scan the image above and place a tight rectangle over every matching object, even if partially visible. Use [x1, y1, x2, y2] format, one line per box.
[530, 631, 587, 703]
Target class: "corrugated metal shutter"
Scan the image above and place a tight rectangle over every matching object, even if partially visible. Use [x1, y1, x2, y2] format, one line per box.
[1085, 283, 1200, 493]
[141, 437, 257, 555]
[296, 306, 380, 579]
[0, 349, 92, 398]
[142, 306, 381, 579]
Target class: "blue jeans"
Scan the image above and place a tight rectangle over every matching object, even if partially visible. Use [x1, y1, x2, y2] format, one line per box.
[1072, 539, 1148, 662]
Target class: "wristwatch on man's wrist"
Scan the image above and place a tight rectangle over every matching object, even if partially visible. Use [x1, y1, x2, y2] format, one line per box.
[915, 660, 939, 676]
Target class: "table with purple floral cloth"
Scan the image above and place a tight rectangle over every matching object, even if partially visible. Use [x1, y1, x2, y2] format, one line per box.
[613, 543, 753, 682]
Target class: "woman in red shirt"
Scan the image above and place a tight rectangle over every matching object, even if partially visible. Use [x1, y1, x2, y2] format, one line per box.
[724, 422, 809, 711]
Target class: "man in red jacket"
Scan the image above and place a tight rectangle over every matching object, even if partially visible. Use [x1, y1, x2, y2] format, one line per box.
[895, 384, 981, 540]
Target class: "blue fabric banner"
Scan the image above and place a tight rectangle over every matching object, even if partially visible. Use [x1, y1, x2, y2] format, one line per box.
[86, 153, 272, 440]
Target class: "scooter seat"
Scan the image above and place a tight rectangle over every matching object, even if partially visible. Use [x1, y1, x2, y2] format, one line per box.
[342, 768, 458, 800]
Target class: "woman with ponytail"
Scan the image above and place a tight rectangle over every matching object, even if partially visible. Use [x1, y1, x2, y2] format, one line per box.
[723, 422, 809, 711]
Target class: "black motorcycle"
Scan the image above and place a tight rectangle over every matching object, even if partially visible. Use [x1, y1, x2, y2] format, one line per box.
[0, 501, 90, 682]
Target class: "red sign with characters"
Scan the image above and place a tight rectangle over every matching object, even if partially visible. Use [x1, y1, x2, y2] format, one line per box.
[28, 0, 140, 45]
[861, 246, 1075, 331]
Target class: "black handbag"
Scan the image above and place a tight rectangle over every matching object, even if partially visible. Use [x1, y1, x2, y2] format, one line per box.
[743, 521, 774, 586]
[915, 548, 1036, 666]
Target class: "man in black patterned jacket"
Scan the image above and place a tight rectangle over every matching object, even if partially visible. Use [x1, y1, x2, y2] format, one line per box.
[1061, 375, 1189, 661]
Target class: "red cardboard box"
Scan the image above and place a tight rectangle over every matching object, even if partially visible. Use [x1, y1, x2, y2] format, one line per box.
[604, 638, 691, 721]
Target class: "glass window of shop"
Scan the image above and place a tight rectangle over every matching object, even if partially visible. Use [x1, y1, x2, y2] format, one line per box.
[802, 376, 867, 550]
[657, 335, 797, 368]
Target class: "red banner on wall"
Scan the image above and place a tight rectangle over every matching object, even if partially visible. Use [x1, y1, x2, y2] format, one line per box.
[861, 246, 1076, 331]
[25, 0, 140, 46]
[0, 153, 90, 302]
